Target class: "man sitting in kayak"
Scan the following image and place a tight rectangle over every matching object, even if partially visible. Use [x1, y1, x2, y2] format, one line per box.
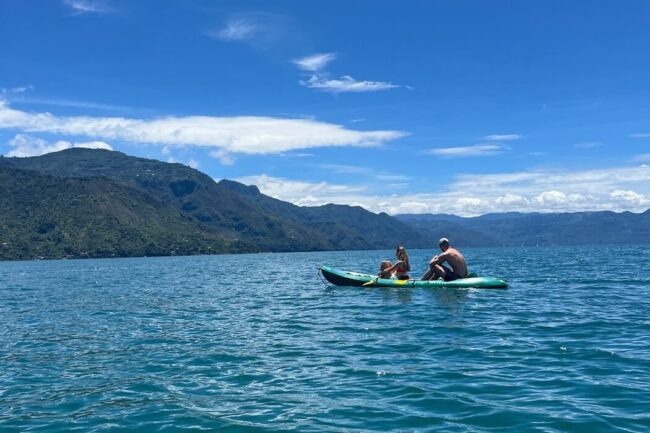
[421, 238, 468, 281]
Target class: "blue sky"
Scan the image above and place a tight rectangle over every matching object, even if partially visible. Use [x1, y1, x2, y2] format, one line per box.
[1, 0, 649, 215]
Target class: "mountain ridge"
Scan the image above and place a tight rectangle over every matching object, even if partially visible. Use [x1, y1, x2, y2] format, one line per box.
[394, 210, 650, 246]
[0, 149, 436, 259]
[1, 148, 648, 260]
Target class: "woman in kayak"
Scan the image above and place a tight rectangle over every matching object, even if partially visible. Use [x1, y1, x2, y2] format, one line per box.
[378, 246, 411, 279]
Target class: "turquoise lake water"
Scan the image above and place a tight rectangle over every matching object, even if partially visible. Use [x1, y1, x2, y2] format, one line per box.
[1, 246, 649, 432]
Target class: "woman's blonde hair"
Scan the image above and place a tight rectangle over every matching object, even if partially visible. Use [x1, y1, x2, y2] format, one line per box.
[396, 246, 410, 269]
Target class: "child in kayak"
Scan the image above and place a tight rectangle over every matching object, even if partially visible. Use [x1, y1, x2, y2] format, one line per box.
[377, 246, 411, 279]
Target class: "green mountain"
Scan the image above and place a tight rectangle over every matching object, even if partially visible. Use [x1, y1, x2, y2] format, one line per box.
[396, 211, 650, 246]
[0, 149, 328, 250]
[2, 148, 647, 261]
[217, 179, 435, 250]
[0, 149, 435, 260]
[0, 166, 229, 260]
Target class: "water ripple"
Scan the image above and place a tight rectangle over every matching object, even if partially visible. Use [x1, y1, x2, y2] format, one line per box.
[1, 246, 650, 432]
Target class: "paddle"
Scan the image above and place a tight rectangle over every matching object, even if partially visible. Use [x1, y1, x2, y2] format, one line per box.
[362, 276, 379, 287]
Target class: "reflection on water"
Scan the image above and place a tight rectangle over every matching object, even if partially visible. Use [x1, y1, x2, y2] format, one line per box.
[431, 287, 470, 305]
[378, 287, 413, 304]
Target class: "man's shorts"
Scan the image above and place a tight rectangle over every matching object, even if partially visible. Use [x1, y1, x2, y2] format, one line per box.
[441, 265, 463, 281]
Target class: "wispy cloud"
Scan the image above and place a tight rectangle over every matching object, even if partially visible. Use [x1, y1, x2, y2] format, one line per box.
[205, 13, 284, 46]
[6, 134, 112, 157]
[272, 151, 315, 158]
[0, 100, 406, 162]
[209, 149, 235, 166]
[64, 0, 111, 15]
[236, 165, 650, 216]
[427, 144, 504, 157]
[292, 51, 403, 93]
[1, 85, 34, 96]
[292, 53, 336, 72]
[300, 75, 399, 93]
[3, 84, 142, 114]
[319, 163, 410, 182]
[208, 17, 259, 41]
[319, 163, 368, 175]
[575, 141, 602, 148]
[431, 134, 519, 157]
[630, 133, 650, 138]
[17, 97, 139, 113]
[10, 85, 33, 94]
[481, 134, 521, 141]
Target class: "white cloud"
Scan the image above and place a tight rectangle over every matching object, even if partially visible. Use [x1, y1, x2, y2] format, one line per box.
[205, 13, 283, 45]
[292, 53, 336, 72]
[0, 100, 406, 159]
[390, 201, 431, 214]
[1, 85, 34, 97]
[610, 190, 645, 204]
[209, 149, 235, 166]
[234, 165, 650, 216]
[293, 51, 402, 94]
[456, 197, 484, 209]
[11, 85, 33, 94]
[427, 144, 504, 157]
[300, 75, 399, 93]
[495, 193, 528, 206]
[64, 0, 111, 14]
[234, 174, 366, 206]
[481, 134, 521, 141]
[630, 133, 650, 138]
[450, 166, 650, 196]
[209, 17, 259, 41]
[6, 134, 112, 157]
[534, 190, 571, 205]
[537, 190, 567, 204]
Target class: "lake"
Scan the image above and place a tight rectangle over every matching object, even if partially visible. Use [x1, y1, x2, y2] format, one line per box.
[1, 246, 649, 432]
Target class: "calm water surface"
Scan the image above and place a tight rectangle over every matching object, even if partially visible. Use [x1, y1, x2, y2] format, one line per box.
[1, 246, 649, 432]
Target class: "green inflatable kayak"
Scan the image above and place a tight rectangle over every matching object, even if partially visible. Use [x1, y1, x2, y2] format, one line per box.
[319, 266, 508, 289]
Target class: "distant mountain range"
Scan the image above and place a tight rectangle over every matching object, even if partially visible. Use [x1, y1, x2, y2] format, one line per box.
[395, 211, 650, 246]
[0, 149, 648, 260]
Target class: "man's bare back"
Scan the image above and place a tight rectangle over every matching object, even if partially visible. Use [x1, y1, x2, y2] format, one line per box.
[436, 247, 467, 277]
[421, 238, 468, 281]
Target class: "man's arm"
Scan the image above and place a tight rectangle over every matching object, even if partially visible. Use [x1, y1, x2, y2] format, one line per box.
[429, 252, 448, 267]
